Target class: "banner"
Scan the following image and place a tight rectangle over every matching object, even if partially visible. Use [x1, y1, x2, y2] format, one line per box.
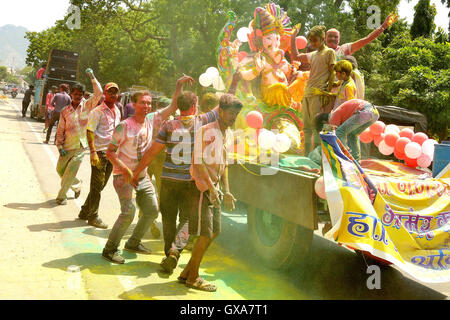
[321, 132, 449, 283]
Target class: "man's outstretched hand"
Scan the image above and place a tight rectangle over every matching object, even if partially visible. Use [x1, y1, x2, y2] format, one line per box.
[383, 13, 399, 29]
[177, 74, 195, 87]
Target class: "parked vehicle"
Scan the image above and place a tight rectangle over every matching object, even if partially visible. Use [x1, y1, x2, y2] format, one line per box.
[30, 49, 79, 121]
[11, 87, 18, 98]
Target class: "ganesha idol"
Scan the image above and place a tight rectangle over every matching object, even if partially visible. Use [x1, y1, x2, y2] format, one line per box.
[217, 3, 309, 155]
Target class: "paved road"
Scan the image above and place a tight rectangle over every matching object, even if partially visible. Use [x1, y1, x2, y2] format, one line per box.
[0, 96, 448, 300]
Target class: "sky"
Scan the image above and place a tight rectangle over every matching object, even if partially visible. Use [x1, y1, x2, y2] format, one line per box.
[0, 0, 448, 32]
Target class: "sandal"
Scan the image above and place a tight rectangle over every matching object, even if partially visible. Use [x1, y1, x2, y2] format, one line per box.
[186, 277, 217, 292]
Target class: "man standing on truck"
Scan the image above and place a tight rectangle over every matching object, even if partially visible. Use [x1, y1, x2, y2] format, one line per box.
[21, 85, 34, 118]
[45, 84, 71, 144]
[54, 69, 102, 205]
[77, 82, 122, 229]
[36, 63, 46, 80]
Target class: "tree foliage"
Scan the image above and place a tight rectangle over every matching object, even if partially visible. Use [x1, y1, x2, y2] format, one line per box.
[410, 0, 437, 39]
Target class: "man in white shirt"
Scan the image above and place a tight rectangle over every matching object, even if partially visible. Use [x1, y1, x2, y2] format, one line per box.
[78, 82, 122, 229]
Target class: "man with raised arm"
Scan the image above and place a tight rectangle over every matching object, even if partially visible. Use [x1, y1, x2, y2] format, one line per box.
[101, 75, 193, 264]
[77, 82, 122, 229]
[55, 69, 103, 205]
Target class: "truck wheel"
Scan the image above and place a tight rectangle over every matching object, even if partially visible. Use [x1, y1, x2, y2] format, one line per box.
[247, 205, 313, 270]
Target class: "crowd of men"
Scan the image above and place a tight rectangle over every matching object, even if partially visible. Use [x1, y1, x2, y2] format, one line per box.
[17, 14, 399, 292]
[22, 69, 241, 293]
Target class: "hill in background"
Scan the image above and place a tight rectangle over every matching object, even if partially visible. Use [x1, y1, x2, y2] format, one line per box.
[0, 24, 29, 70]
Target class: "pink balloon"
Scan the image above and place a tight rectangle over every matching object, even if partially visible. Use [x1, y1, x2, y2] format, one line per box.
[412, 132, 428, 146]
[246, 111, 264, 129]
[395, 137, 411, 153]
[360, 128, 374, 144]
[315, 176, 326, 200]
[384, 132, 400, 147]
[405, 157, 418, 168]
[370, 121, 386, 136]
[373, 134, 385, 147]
[379, 140, 394, 156]
[404, 142, 422, 159]
[238, 51, 247, 62]
[417, 153, 432, 168]
[399, 128, 414, 140]
[296, 36, 308, 50]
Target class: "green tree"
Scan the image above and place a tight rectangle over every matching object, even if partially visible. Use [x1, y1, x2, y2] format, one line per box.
[368, 34, 450, 139]
[410, 0, 437, 39]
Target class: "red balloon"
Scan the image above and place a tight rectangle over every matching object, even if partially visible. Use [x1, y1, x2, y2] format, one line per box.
[395, 137, 411, 153]
[394, 149, 405, 160]
[238, 51, 247, 62]
[399, 128, 414, 140]
[370, 121, 386, 136]
[412, 132, 428, 146]
[246, 111, 264, 129]
[373, 134, 385, 147]
[405, 157, 418, 168]
[384, 132, 400, 147]
[360, 129, 374, 144]
[296, 36, 308, 50]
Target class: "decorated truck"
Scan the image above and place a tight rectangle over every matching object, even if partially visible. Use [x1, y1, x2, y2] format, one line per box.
[215, 5, 448, 283]
[30, 49, 79, 120]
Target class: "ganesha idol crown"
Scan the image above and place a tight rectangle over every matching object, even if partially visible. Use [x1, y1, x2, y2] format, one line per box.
[253, 3, 291, 35]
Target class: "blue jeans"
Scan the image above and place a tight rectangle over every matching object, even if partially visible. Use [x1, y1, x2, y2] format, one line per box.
[104, 175, 159, 253]
[335, 103, 379, 161]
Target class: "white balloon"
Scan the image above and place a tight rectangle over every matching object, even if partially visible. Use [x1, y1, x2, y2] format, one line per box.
[258, 129, 276, 150]
[199, 73, 213, 87]
[379, 140, 395, 156]
[205, 67, 220, 78]
[421, 139, 438, 161]
[385, 124, 400, 134]
[212, 75, 226, 91]
[404, 142, 422, 159]
[237, 27, 250, 43]
[273, 134, 291, 153]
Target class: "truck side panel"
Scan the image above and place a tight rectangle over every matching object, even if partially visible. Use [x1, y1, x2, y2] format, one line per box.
[228, 163, 318, 230]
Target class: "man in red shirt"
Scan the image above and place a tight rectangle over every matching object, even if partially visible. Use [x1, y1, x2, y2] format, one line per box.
[316, 99, 379, 161]
[44, 86, 58, 132]
[36, 64, 46, 80]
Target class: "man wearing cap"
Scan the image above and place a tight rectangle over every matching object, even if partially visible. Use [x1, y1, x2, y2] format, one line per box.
[55, 69, 103, 205]
[77, 82, 121, 228]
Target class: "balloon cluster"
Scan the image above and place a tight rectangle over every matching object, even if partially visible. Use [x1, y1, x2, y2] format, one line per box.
[199, 67, 225, 90]
[360, 121, 438, 168]
[246, 111, 291, 153]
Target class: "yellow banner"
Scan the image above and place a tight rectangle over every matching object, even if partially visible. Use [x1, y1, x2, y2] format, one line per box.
[321, 133, 449, 283]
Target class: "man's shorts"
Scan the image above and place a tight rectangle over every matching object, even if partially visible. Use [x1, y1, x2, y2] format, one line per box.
[189, 189, 221, 239]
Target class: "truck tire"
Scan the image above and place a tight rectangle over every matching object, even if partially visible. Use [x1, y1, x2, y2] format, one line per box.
[247, 205, 313, 270]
